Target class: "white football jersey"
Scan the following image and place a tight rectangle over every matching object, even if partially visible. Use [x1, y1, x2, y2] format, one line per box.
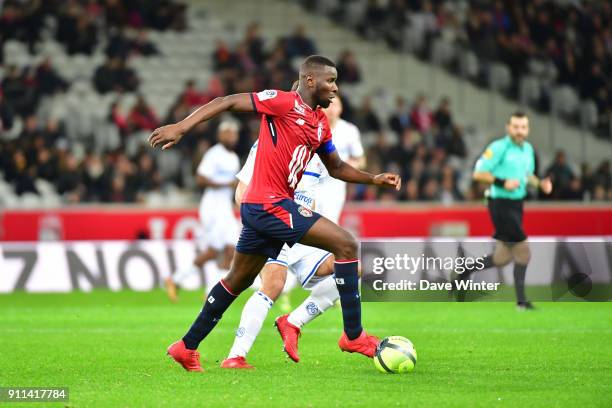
[197, 143, 240, 221]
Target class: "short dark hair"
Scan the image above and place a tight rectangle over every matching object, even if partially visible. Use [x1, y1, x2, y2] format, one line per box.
[510, 111, 527, 120]
[301, 55, 336, 70]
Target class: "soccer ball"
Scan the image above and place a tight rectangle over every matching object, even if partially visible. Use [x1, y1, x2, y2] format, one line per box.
[374, 336, 417, 374]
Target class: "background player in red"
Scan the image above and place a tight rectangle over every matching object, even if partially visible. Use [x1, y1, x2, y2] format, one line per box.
[150, 55, 401, 372]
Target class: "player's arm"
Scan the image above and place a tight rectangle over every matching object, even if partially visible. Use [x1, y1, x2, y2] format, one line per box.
[319, 148, 401, 190]
[346, 156, 366, 169]
[149, 94, 254, 150]
[197, 175, 238, 189]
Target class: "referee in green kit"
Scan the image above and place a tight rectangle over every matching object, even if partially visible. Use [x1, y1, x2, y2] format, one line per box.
[460, 111, 552, 310]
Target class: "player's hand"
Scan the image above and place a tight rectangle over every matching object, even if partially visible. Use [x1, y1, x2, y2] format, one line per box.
[539, 177, 553, 194]
[373, 173, 402, 191]
[149, 123, 185, 150]
[504, 179, 520, 190]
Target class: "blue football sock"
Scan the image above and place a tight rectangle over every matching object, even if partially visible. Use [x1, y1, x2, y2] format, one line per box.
[182, 280, 238, 350]
[334, 259, 362, 340]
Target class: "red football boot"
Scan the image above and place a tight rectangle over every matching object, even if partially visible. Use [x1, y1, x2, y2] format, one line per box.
[338, 330, 379, 358]
[220, 356, 255, 369]
[274, 314, 301, 362]
[167, 340, 203, 372]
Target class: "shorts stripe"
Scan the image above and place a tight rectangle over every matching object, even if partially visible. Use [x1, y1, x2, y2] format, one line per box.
[266, 259, 288, 266]
[263, 203, 293, 228]
[302, 252, 333, 286]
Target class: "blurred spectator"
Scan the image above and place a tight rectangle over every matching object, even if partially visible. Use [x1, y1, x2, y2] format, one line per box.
[410, 94, 433, 134]
[109, 101, 129, 136]
[0, 90, 15, 132]
[131, 30, 159, 56]
[354, 96, 381, 133]
[2, 65, 38, 116]
[212, 39, 237, 72]
[127, 95, 159, 132]
[35, 58, 69, 96]
[388, 97, 411, 137]
[133, 151, 161, 196]
[244, 22, 265, 67]
[560, 176, 584, 201]
[445, 126, 467, 159]
[433, 97, 453, 134]
[66, 15, 98, 55]
[336, 50, 362, 84]
[285, 25, 317, 58]
[545, 150, 574, 199]
[93, 57, 139, 94]
[56, 152, 83, 201]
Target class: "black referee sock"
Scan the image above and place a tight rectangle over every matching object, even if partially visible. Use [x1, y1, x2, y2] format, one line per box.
[334, 260, 363, 340]
[513, 263, 528, 303]
[182, 280, 238, 350]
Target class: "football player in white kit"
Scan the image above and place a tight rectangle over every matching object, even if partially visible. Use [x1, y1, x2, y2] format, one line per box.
[313, 95, 365, 221]
[221, 96, 365, 368]
[165, 120, 241, 302]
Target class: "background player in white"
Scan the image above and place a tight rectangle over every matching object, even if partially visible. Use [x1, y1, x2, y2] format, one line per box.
[315, 96, 365, 222]
[222, 97, 366, 368]
[165, 120, 241, 302]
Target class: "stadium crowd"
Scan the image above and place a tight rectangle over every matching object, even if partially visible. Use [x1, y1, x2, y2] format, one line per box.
[1, 0, 611, 205]
[314, 0, 612, 138]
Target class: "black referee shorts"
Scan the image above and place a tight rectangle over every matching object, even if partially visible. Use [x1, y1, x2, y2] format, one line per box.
[487, 198, 526, 243]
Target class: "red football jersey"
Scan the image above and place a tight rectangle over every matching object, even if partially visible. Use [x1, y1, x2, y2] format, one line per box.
[242, 89, 335, 204]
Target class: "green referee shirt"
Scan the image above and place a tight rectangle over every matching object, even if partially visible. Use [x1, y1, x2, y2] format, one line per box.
[474, 135, 535, 200]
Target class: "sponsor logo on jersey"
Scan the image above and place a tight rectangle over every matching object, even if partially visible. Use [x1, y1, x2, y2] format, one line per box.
[298, 205, 313, 217]
[483, 148, 493, 159]
[335, 278, 345, 285]
[208, 295, 215, 304]
[294, 100, 306, 115]
[296, 118, 305, 126]
[257, 89, 277, 101]
[306, 302, 320, 316]
[317, 122, 323, 142]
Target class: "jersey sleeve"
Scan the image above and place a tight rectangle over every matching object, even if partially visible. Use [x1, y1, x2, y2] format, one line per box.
[316, 115, 336, 155]
[250, 90, 294, 116]
[196, 150, 215, 179]
[474, 140, 503, 173]
[236, 141, 258, 184]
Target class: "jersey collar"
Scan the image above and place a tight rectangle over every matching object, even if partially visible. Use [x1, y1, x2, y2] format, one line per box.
[294, 91, 314, 111]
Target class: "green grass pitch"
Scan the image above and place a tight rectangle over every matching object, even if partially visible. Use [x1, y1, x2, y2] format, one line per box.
[1, 290, 611, 407]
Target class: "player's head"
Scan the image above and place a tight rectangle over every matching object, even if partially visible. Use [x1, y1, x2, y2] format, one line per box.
[298, 55, 338, 108]
[217, 120, 239, 148]
[323, 94, 343, 123]
[506, 111, 529, 145]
